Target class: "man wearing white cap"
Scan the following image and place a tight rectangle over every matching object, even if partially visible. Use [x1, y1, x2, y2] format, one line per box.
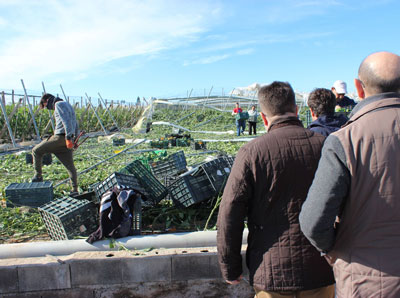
[331, 80, 356, 108]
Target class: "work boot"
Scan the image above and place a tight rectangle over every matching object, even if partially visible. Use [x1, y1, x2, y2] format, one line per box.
[31, 175, 43, 182]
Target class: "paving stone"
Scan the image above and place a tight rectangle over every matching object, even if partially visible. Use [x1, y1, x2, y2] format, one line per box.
[122, 255, 171, 283]
[39, 288, 95, 298]
[69, 258, 123, 286]
[172, 253, 211, 281]
[18, 263, 70, 292]
[0, 266, 18, 294]
[208, 253, 223, 278]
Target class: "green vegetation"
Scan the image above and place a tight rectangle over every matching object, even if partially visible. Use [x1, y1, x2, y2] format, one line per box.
[0, 103, 143, 142]
[0, 104, 311, 244]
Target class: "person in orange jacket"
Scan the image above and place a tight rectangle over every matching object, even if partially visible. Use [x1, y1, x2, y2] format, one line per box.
[31, 93, 79, 195]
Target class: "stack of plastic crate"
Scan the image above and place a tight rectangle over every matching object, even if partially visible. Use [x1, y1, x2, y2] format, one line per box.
[5, 181, 54, 207]
[38, 196, 98, 240]
[119, 160, 168, 204]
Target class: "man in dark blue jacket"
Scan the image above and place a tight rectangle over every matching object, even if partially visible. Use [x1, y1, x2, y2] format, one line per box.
[307, 88, 348, 136]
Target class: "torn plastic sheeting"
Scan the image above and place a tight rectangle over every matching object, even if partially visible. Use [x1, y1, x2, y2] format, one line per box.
[151, 121, 191, 132]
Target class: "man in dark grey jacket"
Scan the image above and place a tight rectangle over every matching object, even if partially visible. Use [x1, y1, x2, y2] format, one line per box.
[300, 51, 400, 297]
[217, 82, 334, 297]
[31, 93, 79, 194]
[307, 88, 348, 137]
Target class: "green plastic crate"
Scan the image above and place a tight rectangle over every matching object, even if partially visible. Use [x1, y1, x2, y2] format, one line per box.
[119, 160, 168, 204]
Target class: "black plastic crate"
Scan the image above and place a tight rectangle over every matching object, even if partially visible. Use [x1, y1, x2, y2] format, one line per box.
[119, 160, 168, 204]
[150, 140, 169, 149]
[5, 181, 54, 207]
[38, 197, 98, 240]
[94, 172, 149, 202]
[176, 138, 190, 147]
[196, 157, 232, 193]
[73, 191, 96, 202]
[223, 155, 236, 168]
[164, 175, 179, 187]
[168, 173, 216, 208]
[150, 151, 187, 179]
[131, 197, 142, 235]
[113, 138, 125, 146]
[25, 153, 52, 165]
[191, 141, 207, 150]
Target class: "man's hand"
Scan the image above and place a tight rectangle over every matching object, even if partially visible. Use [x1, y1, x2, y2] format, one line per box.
[226, 275, 242, 285]
[66, 139, 74, 149]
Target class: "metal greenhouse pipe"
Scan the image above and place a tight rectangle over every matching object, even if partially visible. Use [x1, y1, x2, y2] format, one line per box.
[0, 230, 249, 259]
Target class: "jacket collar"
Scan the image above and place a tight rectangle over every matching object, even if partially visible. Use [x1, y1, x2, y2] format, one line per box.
[268, 116, 303, 132]
[345, 92, 400, 127]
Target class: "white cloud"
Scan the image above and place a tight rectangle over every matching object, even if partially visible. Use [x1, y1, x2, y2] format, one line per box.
[237, 48, 254, 55]
[0, 0, 221, 87]
[184, 54, 231, 66]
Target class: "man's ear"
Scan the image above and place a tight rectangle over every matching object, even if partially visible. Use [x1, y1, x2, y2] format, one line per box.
[354, 78, 365, 99]
[261, 112, 268, 126]
[309, 108, 316, 118]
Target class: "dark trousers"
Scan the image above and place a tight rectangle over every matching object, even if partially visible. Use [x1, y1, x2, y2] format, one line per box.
[32, 135, 78, 190]
[249, 121, 257, 135]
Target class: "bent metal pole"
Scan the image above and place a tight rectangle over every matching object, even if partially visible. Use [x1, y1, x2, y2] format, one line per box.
[0, 92, 18, 148]
[20, 79, 41, 140]
[85, 93, 108, 135]
[98, 92, 120, 131]
[42, 81, 55, 130]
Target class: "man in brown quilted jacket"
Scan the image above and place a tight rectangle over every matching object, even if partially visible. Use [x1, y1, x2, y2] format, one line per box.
[300, 51, 400, 298]
[217, 81, 334, 297]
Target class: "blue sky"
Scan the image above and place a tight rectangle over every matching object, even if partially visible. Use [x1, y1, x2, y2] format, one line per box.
[0, 0, 398, 102]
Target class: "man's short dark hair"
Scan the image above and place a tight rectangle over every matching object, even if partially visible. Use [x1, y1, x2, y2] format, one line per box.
[258, 81, 296, 116]
[307, 88, 336, 117]
[39, 93, 55, 109]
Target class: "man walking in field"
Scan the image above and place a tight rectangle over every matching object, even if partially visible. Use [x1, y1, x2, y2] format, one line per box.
[218, 81, 334, 297]
[31, 93, 79, 195]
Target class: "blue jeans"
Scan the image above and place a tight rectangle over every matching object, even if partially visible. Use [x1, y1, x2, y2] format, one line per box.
[236, 120, 246, 136]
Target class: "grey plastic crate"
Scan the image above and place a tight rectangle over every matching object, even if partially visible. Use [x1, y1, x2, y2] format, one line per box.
[94, 172, 149, 202]
[5, 181, 54, 207]
[119, 160, 168, 204]
[38, 197, 98, 240]
[168, 173, 216, 208]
